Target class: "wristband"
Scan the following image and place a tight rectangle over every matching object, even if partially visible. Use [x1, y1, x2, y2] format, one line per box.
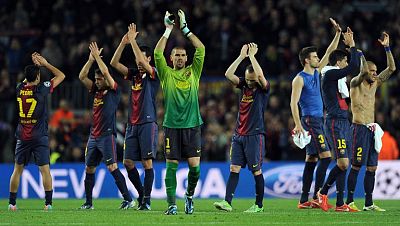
[384, 46, 391, 52]
[182, 26, 191, 37]
[163, 28, 172, 39]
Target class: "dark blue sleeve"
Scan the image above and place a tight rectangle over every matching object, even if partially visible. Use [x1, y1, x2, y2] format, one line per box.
[324, 47, 360, 81]
[38, 81, 53, 95]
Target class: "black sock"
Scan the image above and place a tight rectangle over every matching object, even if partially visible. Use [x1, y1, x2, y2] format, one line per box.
[321, 165, 340, 195]
[300, 161, 317, 203]
[84, 173, 95, 205]
[111, 169, 132, 202]
[364, 170, 375, 207]
[254, 174, 264, 208]
[346, 168, 359, 204]
[314, 158, 331, 199]
[144, 168, 154, 205]
[45, 190, 53, 205]
[127, 167, 144, 202]
[335, 169, 346, 207]
[225, 172, 239, 205]
[9, 192, 17, 205]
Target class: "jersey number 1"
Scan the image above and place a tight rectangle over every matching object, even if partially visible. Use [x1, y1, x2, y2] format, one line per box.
[17, 97, 37, 118]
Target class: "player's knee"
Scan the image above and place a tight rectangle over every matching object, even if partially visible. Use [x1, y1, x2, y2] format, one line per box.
[39, 164, 50, 174]
[305, 155, 318, 162]
[351, 165, 361, 171]
[142, 159, 153, 169]
[230, 165, 241, 173]
[13, 164, 24, 174]
[252, 169, 262, 176]
[85, 166, 96, 174]
[319, 151, 331, 159]
[123, 159, 135, 170]
[107, 163, 118, 172]
[187, 157, 200, 167]
[337, 162, 349, 171]
[366, 166, 377, 172]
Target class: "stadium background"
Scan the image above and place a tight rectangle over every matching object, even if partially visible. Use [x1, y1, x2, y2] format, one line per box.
[0, 0, 399, 200]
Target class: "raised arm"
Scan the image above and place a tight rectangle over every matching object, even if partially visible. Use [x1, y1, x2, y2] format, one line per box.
[318, 18, 342, 72]
[290, 76, 305, 135]
[325, 28, 359, 80]
[225, 44, 247, 85]
[350, 52, 369, 88]
[325, 48, 359, 81]
[248, 43, 268, 89]
[32, 52, 65, 88]
[155, 11, 174, 53]
[89, 42, 115, 89]
[128, 23, 153, 74]
[78, 50, 96, 90]
[377, 32, 396, 84]
[178, 9, 205, 49]
[110, 34, 129, 76]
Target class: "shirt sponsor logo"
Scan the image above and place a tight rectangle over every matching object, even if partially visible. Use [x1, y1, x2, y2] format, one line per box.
[175, 80, 190, 90]
[131, 83, 142, 91]
[93, 98, 104, 107]
[241, 94, 254, 103]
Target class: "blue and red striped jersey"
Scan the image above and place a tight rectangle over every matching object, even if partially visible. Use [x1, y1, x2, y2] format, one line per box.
[90, 82, 121, 138]
[234, 77, 270, 136]
[125, 67, 159, 125]
[15, 81, 54, 141]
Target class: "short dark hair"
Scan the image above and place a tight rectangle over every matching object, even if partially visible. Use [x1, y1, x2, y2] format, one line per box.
[140, 45, 152, 58]
[94, 67, 112, 76]
[328, 49, 348, 66]
[299, 46, 318, 67]
[24, 65, 40, 82]
[95, 68, 102, 76]
[245, 64, 254, 73]
[171, 46, 186, 55]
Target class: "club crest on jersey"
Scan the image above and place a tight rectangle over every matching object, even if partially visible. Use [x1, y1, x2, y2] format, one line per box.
[44, 81, 51, 87]
[184, 70, 191, 77]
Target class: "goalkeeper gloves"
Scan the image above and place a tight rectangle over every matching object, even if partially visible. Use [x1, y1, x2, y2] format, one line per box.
[178, 9, 192, 37]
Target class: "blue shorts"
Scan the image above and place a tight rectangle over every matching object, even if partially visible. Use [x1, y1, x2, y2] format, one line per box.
[230, 134, 265, 171]
[15, 136, 49, 166]
[324, 118, 351, 159]
[85, 135, 118, 166]
[301, 116, 330, 156]
[124, 122, 158, 161]
[350, 124, 378, 166]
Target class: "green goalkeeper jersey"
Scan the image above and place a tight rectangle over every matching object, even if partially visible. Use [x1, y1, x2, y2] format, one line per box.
[154, 47, 205, 128]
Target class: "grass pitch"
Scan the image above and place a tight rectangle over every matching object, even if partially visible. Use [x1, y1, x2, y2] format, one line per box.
[1, 199, 399, 225]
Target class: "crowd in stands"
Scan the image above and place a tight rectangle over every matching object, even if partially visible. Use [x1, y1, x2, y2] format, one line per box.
[0, 0, 399, 163]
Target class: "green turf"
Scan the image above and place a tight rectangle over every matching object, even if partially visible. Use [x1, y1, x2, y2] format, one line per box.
[1, 199, 399, 225]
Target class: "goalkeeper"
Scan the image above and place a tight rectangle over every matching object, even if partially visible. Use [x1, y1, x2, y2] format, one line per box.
[154, 9, 205, 215]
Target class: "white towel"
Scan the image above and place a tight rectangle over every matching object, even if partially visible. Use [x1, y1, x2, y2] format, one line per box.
[321, 66, 349, 98]
[366, 123, 384, 153]
[292, 131, 311, 149]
